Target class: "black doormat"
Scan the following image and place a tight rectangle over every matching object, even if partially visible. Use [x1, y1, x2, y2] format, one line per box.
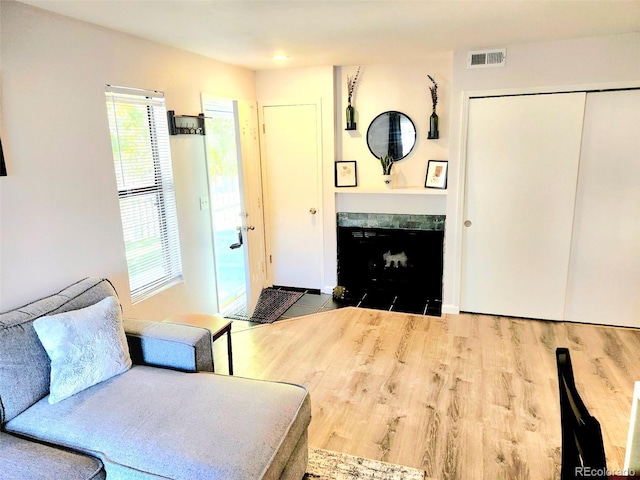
[249, 288, 305, 324]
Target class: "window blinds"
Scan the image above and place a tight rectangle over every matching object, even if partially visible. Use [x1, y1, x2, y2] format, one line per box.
[105, 85, 183, 303]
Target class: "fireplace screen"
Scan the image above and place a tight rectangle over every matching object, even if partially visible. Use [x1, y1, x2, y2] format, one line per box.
[337, 226, 443, 315]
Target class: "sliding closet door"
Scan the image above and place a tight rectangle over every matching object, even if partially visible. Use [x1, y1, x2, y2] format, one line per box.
[565, 90, 640, 327]
[461, 93, 586, 320]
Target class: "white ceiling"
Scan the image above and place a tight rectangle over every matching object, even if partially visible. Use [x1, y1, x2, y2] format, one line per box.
[16, 0, 640, 71]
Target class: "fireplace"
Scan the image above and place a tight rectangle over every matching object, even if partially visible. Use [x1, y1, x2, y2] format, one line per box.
[336, 213, 444, 316]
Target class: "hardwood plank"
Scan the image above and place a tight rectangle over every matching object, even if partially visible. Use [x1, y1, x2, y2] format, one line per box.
[217, 308, 640, 479]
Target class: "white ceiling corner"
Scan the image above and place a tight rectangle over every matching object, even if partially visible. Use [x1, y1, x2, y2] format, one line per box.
[14, 0, 640, 70]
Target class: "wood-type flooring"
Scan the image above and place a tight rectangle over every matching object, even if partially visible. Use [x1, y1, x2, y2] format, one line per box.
[217, 307, 640, 480]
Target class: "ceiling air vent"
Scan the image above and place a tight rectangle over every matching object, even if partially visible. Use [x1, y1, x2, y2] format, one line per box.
[467, 48, 506, 69]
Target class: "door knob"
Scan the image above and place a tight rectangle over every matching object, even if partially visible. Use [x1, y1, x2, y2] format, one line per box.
[464, 220, 472, 227]
[309, 208, 317, 215]
[246, 225, 255, 231]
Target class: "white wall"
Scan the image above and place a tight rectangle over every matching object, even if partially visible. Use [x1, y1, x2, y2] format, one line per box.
[337, 60, 452, 189]
[0, 2, 255, 318]
[444, 33, 640, 313]
[3, 3, 637, 318]
[255, 59, 452, 292]
[332, 60, 452, 291]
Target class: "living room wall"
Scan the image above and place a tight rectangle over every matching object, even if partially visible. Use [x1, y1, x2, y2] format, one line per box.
[0, 2, 255, 318]
[443, 33, 640, 314]
[255, 58, 452, 293]
[255, 66, 336, 293]
[331, 60, 452, 291]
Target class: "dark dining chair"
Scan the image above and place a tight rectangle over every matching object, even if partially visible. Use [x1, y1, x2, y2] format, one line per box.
[557, 347, 608, 480]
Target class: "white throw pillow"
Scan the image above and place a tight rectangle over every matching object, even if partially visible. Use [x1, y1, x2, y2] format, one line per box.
[33, 296, 132, 404]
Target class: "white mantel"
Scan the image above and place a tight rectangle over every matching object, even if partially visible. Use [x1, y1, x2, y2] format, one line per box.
[335, 188, 447, 215]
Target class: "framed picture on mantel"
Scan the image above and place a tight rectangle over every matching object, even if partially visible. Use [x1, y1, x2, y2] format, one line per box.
[335, 160, 357, 187]
[425, 160, 448, 189]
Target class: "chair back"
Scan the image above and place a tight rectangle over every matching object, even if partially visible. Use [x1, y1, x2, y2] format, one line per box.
[556, 347, 607, 479]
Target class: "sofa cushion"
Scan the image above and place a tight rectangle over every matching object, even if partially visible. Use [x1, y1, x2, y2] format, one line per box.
[0, 278, 118, 423]
[0, 432, 106, 480]
[6, 366, 311, 480]
[33, 296, 132, 404]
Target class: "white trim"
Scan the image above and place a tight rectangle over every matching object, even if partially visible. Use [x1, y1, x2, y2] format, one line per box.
[105, 84, 164, 98]
[323, 285, 336, 295]
[442, 304, 460, 315]
[462, 80, 640, 99]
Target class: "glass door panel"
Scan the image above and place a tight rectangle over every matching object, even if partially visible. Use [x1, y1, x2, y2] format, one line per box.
[203, 98, 247, 314]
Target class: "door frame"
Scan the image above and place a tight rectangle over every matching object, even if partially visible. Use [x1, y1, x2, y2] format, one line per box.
[257, 99, 324, 289]
[451, 81, 640, 313]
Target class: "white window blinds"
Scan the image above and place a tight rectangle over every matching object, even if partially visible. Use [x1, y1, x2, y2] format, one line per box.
[105, 85, 183, 303]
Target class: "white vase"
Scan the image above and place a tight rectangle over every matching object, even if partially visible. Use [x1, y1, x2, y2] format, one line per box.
[382, 174, 394, 189]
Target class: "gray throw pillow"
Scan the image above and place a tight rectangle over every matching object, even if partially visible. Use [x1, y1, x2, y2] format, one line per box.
[33, 296, 132, 404]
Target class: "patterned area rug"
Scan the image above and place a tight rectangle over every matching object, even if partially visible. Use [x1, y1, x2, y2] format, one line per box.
[249, 288, 304, 324]
[305, 448, 426, 480]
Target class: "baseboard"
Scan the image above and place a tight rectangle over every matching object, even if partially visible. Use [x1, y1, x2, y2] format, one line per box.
[322, 285, 336, 295]
[442, 304, 460, 315]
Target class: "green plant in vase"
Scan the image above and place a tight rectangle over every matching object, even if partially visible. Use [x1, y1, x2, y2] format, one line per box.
[379, 154, 394, 175]
[380, 154, 395, 188]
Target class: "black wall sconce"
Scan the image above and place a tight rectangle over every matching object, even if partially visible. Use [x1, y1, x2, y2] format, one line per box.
[427, 74, 439, 140]
[345, 67, 361, 131]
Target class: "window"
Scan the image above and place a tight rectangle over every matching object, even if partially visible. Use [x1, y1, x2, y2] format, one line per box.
[105, 85, 182, 303]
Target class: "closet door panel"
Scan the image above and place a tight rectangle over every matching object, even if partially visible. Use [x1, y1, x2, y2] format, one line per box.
[461, 93, 586, 320]
[565, 90, 640, 327]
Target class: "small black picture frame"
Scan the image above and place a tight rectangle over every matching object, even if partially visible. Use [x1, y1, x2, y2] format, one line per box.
[335, 160, 358, 187]
[425, 160, 448, 189]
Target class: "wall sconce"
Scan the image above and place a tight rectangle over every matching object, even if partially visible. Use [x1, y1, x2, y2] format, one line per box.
[345, 66, 361, 131]
[427, 74, 439, 140]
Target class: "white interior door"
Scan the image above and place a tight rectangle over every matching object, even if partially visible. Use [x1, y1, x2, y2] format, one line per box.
[461, 93, 586, 320]
[565, 90, 640, 327]
[236, 100, 267, 314]
[261, 103, 322, 289]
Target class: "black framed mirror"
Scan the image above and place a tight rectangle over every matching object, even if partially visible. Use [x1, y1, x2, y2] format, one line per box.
[366, 111, 417, 161]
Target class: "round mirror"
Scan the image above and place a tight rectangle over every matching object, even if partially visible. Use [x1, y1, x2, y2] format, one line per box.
[366, 111, 417, 161]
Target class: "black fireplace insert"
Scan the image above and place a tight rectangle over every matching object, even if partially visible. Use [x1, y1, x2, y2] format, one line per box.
[337, 226, 443, 315]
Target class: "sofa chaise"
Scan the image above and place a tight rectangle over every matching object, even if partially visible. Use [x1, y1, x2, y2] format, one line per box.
[0, 278, 311, 479]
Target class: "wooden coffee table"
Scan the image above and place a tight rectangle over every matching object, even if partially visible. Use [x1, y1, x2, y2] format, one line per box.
[162, 313, 233, 375]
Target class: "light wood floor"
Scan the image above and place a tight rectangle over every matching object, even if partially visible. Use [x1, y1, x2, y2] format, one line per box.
[216, 307, 640, 480]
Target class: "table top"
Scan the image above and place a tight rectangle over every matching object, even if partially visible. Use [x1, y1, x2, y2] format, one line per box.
[162, 313, 232, 334]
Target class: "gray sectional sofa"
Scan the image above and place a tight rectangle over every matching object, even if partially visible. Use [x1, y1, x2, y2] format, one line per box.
[0, 278, 311, 479]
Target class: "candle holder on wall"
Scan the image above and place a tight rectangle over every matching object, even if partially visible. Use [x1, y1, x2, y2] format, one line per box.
[427, 74, 439, 140]
[345, 66, 361, 131]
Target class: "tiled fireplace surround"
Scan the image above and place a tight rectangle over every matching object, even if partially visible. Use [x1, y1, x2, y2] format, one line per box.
[336, 212, 445, 316]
